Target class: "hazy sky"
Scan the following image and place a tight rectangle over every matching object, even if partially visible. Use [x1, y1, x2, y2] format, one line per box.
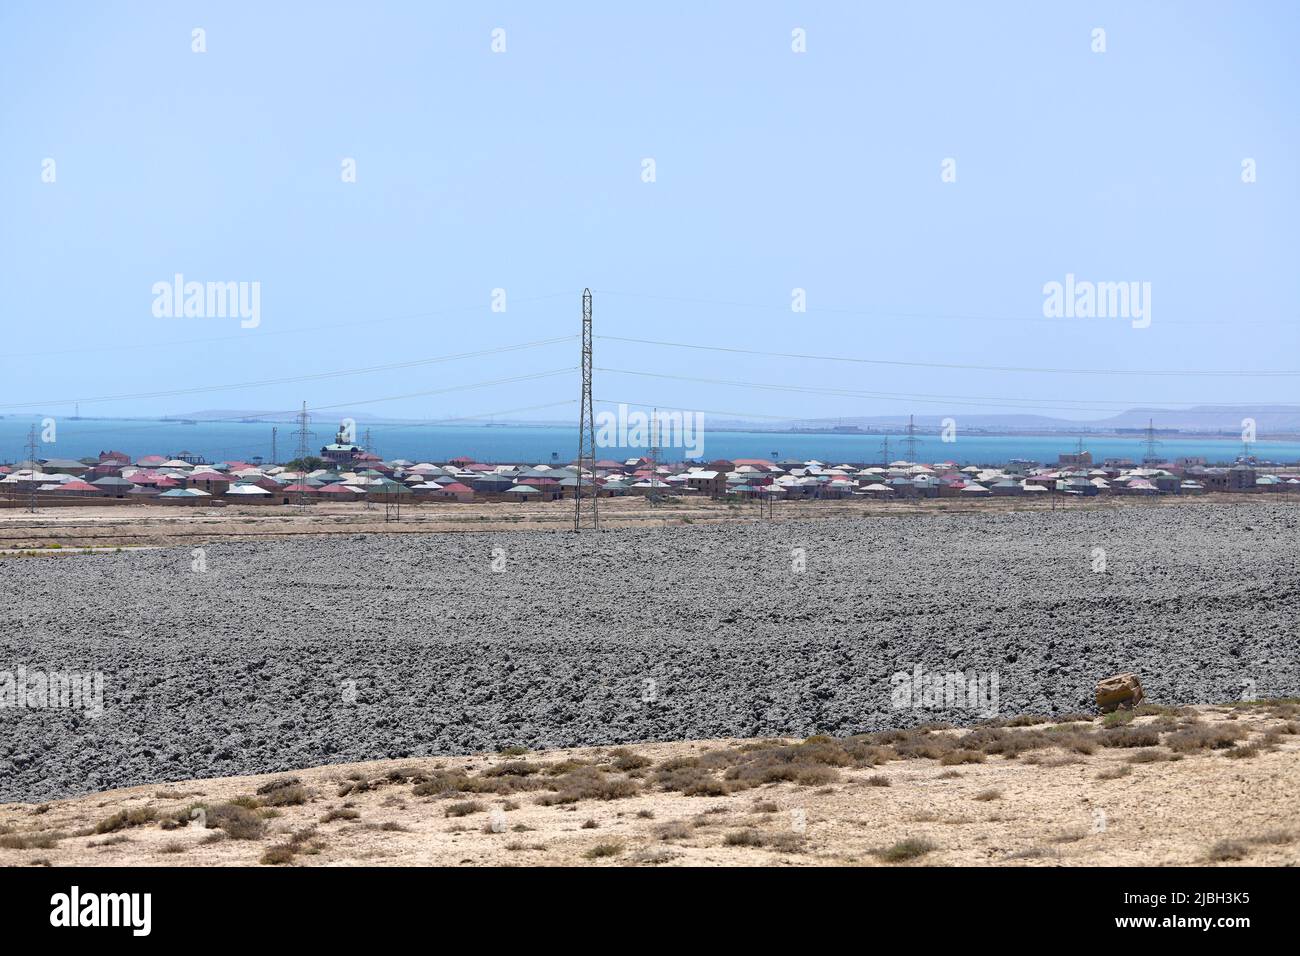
[2, 1, 1297, 424]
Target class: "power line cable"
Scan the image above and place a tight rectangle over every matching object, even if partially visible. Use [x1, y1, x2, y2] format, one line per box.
[6, 291, 577, 358]
[593, 288, 1294, 330]
[597, 335, 1300, 378]
[0, 337, 576, 411]
[595, 367, 1281, 415]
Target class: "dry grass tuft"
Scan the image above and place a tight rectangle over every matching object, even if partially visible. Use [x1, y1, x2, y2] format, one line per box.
[873, 837, 936, 863]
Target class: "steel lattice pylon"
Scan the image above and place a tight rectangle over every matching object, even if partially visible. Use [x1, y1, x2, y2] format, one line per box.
[574, 288, 599, 532]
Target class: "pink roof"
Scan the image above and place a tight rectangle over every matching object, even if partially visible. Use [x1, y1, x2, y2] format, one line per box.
[440, 482, 473, 493]
[318, 483, 361, 494]
[189, 471, 228, 481]
[55, 480, 99, 492]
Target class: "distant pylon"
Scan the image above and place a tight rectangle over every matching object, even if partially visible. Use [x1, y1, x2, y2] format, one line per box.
[293, 402, 314, 507]
[646, 407, 662, 506]
[903, 414, 919, 463]
[270, 426, 278, 466]
[1142, 418, 1160, 463]
[574, 289, 599, 532]
[25, 425, 39, 513]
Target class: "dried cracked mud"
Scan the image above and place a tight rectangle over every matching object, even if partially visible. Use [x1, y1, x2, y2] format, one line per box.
[3, 499, 1298, 802]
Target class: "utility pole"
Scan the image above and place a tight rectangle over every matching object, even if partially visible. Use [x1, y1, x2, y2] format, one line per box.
[25, 425, 39, 513]
[574, 288, 599, 532]
[270, 426, 278, 467]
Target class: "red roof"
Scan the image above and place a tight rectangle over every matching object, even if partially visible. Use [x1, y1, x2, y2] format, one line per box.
[440, 482, 473, 493]
[55, 480, 99, 492]
[318, 483, 361, 494]
[188, 471, 228, 481]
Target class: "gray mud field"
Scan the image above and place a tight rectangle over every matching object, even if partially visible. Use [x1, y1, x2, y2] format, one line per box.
[3, 500, 1298, 802]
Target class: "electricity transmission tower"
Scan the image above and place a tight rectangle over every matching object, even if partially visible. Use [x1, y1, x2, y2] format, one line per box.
[879, 434, 891, 466]
[1142, 418, 1160, 464]
[646, 407, 663, 506]
[903, 414, 919, 463]
[293, 402, 314, 506]
[270, 426, 278, 467]
[26, 426, 39, 512]
[574, 288, 599, 532]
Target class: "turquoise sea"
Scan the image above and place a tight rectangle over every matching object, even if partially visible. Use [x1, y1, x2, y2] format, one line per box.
[2, 417, 1295, 467]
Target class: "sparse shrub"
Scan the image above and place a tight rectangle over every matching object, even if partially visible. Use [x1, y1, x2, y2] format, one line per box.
[536, 767, 640, 804]
[865, 775, 891, 787]
[256, 776, 302, 796]
[1166, 725, 1247, 752]
[1097, 765, 1133, 780]
[583, 841, 623, 859]
[321, 808, 360, 823]
[1208, 840, 1248, 862]
[973, 788, 1001, 801]
[939, 749, 985, 766]
[1099, 727, 1160, 748]
[581, 819, 599, 829]
[723, 828, 764, 847]
[0, 832, 62, 850]
[206, 803, 266, 840]
[94, 807, 157, 834]
[260, 844, 297, 865]
[445, 801, 484, 818]
[1125, 749, 1166, 764]
[610, 749, 652, 772]
[874, 837, 935, 863]
[655, 820, 692, 842]
[481, 761, 540, 778]
[261, 785, 308, 807]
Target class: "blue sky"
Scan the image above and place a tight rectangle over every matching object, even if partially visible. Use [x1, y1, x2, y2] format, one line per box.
[1, 1, 1297, 425]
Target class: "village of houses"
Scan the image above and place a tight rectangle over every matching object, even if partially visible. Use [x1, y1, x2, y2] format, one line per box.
[0, 423, 1290, 509]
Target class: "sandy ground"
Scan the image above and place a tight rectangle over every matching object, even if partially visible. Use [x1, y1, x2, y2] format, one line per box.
[2, 704, 1296, 867]
[0, 491, 1261, 550]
